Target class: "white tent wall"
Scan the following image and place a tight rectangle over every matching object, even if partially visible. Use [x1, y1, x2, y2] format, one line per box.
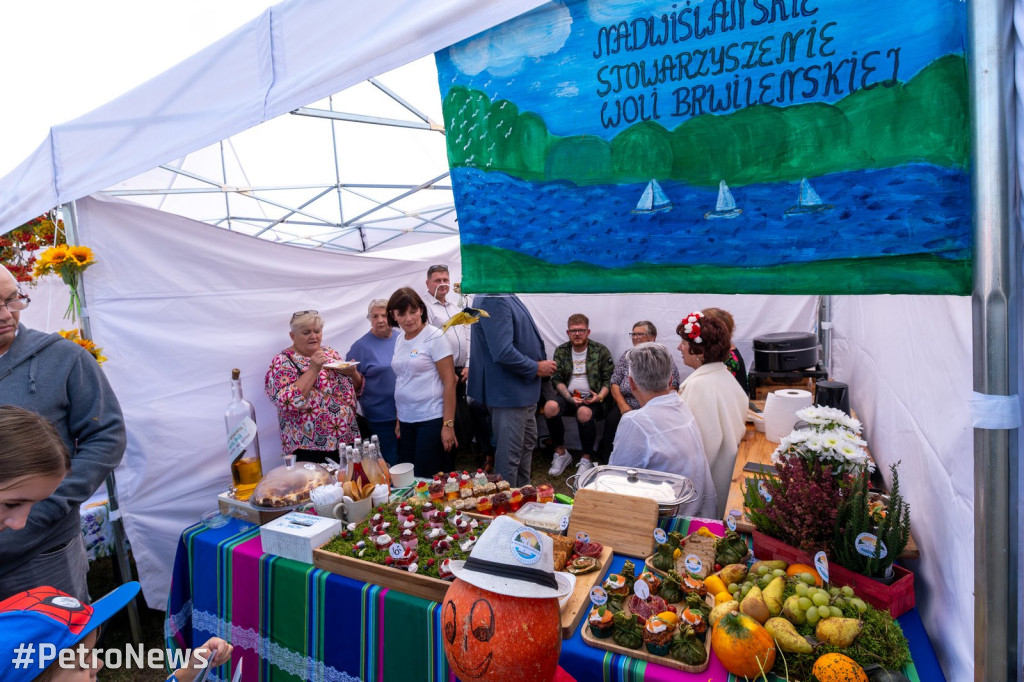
[68, 195, 819, 608]
[831, 296, 973, 681]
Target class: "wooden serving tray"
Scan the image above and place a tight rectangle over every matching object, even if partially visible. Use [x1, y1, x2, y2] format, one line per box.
[559, 545, 613, 639]
[313, 542, 613, 638]
[313, 547, 452, 603]
[568, 489, 659, 558]
[580, 607, 712, 673]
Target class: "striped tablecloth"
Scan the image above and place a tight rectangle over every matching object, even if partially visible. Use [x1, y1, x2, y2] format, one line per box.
[165, 516, 943, 682]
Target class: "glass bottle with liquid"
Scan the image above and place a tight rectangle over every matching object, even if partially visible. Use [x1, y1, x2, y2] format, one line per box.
[225, 368, 263, 500]
[349, 445, 371, 488]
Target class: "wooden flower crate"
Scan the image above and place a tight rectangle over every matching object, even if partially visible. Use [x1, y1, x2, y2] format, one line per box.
[752, 531, 915, 618]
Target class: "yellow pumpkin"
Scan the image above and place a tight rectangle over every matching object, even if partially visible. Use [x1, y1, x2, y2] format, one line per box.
[710, 610, 776, 678]
[812, 653, 869, 682]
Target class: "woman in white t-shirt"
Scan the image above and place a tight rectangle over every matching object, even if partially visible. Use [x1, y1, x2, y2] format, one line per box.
[387, 287, 458, 477]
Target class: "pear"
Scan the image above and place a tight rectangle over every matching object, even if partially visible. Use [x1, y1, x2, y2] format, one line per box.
[716, 563, 748, 586]
[762, 576, 785, 616]
[749, 559, 788, 574]
[765, 617, 814, 654]
[815, 617, 864, 648]
[709, 600, 739, 628]
[782, 595, 806, 625]
[739, 584, 770, 624]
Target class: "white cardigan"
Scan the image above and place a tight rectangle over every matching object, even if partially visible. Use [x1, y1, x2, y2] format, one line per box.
[679, 362, 748, 516]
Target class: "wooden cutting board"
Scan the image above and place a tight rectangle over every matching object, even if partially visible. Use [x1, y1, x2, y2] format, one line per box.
[567, 489, 659, 558]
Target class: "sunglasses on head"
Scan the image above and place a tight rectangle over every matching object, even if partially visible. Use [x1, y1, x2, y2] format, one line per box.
[291, 309, 319, 322]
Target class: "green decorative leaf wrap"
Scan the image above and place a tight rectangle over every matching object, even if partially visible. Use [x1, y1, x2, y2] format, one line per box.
[669, 625, 707, 665]
[715, 530, 749, 566]
[612, 612, 643, 649]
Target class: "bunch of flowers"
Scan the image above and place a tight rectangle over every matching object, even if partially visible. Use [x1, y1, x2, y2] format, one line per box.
[680, 311, 703, 343]
[32, 244, 96, 322]
[770, 405, 873, 475]
[745, 457, 851, 554]
[0, 215, 65, 283]
[58, 329, 107, 366]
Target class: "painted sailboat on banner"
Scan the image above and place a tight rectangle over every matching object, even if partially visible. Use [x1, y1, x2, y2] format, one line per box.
[632, 179, 672, 214]
[704, 180, 743, 219]
[785, 178, 833, 215]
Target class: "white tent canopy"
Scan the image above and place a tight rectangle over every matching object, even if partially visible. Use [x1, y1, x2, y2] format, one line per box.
[0, 0, 546, 234]
[3, 0, 1020, 679]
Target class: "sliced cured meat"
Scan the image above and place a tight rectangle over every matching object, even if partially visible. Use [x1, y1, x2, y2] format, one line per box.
[626, 594, 668, 620]
[574, 539, 604, 558]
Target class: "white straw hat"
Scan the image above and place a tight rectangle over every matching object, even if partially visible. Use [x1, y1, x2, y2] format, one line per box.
[449, 516, 573, 599]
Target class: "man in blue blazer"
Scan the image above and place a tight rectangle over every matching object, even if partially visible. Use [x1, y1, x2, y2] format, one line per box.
[468, 294, 556, 486]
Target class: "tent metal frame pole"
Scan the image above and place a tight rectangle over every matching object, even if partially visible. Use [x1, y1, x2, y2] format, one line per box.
[61, 201, 143, 646]
[967, 0, 1020, 677]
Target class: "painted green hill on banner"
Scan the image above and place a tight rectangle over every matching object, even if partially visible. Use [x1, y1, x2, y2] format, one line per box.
[442, 54, 968, 186]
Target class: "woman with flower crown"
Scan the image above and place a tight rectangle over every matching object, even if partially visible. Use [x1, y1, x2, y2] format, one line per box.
[676, 311, 748, 516]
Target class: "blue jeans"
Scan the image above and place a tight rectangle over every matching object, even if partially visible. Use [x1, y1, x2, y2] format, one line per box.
[491, 405, 538, 487]
[366, 420, 400, 465]
[398, 418, 445, 478]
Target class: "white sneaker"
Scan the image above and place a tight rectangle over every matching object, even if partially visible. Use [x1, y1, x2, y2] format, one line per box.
[576, 458, 595, 475]
[548, 450, 573, 476]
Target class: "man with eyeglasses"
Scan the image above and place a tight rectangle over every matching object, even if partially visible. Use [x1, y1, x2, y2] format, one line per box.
[423, 265, 481, 466]
[543, 313, 615, 477]
[0, 266, 126, 602]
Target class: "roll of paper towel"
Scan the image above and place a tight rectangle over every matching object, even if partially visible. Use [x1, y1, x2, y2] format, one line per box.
[764, 389, 814, 443]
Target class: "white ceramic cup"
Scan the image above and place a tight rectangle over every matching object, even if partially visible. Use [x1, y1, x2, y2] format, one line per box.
[333, 496, 372, 524]
[389, 462, 415, 488]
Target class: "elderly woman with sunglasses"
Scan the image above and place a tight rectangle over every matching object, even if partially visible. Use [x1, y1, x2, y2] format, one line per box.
[265, 310, 363, 463]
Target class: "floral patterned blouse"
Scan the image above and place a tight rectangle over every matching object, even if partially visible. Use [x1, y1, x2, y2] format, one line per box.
[265, 346, 360, 455]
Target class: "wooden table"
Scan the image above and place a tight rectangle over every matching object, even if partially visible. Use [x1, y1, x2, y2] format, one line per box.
[723, 423, 920, 559]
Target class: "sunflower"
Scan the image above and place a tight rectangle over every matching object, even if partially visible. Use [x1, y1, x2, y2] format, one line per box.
[68, 245, 95, 267]
[45, 244, 70, 265]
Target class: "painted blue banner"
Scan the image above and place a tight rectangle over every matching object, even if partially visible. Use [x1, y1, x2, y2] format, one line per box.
[436, 0, 970, 294]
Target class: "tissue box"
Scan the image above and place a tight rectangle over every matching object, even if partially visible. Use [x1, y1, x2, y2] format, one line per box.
[260, 512, 341, 564]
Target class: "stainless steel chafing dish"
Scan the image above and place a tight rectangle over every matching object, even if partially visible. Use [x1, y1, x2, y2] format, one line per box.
[567, 465, 698, 517]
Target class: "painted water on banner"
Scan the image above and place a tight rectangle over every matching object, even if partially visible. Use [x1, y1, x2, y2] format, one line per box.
[455, 164, 968, 268]
[435, 0, 971, 294]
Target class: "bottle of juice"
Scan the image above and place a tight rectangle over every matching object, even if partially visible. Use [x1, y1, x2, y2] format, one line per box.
[225, 369, 263, 500]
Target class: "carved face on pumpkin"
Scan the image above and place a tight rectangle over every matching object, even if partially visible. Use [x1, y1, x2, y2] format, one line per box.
[440, 578, 562, 681]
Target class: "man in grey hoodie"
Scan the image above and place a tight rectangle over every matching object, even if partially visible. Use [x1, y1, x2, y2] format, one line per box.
[0, 266, 126, 601]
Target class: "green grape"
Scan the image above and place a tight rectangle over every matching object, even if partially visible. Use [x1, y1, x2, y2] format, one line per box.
[832, 597, 846, 608]
[841, 585, 855, 598]
[772, 568, 786, 577]
[798, 573, 816, 585]
[797, 597, 813, 611]
[728, 582, 740, 594]
[829, 606, 844, 618]
[757, 565, 771, 575]
[816, 605, 832, 619]
[805, 608, 821, 625]
[811, 592, 830, 607]
[759, 576, 772, 588]
[741, 584, 752, 598]
[850, 598, 868, 613]
[795, 583, 809, 597]
[828, 586, 840, 597]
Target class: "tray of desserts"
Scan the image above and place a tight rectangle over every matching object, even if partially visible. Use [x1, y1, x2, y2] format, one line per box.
[581, 560, 713, 673]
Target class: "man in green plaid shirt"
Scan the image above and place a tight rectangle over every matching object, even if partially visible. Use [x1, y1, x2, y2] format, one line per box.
[543, 313, 615, 477]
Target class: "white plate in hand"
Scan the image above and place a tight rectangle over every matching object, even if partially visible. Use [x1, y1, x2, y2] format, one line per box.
[323, 361, 359, 370]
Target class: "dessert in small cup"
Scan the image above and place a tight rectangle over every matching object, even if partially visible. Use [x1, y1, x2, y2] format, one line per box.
[589, 606, 614, 638]
[643, 615, 676, 655]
